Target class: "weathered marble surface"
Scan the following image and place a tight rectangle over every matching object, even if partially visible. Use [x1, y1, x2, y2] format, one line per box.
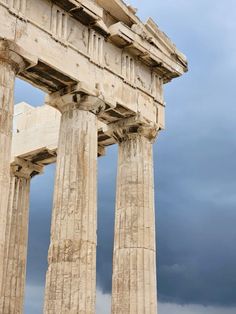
[111, 125, 158, 314]
[44, 95, 100, 313]
[0, 39, 25, 308]
[1, 159, 43, 314]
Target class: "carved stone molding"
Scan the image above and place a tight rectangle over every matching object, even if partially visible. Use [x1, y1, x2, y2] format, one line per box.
[45, 82, 109, 115]
[0, 40, 26, 73]
[121, 52, 135, 85]
[89, 29, 104, 66]
[8, 0, 27, 20]
[0, 39, 37, 73]
[151, 72, 163, 102]
[51, 4, 68, 45]
[98, 145, 106, 157]
[11, 158, 43, 179]
[108, 114, 159, 143]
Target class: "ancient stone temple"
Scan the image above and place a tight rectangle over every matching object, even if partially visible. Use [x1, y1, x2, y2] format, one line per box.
[0, 0, 187, 313]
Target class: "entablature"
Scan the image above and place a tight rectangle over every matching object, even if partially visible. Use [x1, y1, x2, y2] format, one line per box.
[0, 0, 187, 86]
[109, 21, 186, 81]
[0, 2, 165, 122]
[53, 0, 187, 81]
[1, 0, 185, 129]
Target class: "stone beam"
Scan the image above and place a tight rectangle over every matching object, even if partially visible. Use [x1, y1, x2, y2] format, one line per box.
[12, 97, 165, 165]
[0, 0, 186, 126]
[12, 102, 116, 165]
[12, 102, 61, 165]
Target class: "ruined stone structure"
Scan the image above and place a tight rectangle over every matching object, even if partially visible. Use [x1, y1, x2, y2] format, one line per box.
[0, 0, 187, 313]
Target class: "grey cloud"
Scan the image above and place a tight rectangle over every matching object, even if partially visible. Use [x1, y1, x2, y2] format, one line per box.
[26, 164, 55, 286]
[159, 303, 236, 314]
[24, 285, 44, 314]
[96, 147, 117, 294]
[96, 290, 111, 314]
[95, 0, 236, 307]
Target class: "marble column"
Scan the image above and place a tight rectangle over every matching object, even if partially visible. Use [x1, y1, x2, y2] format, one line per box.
[0, 40, 26, 301]
[0, 159, 43, 314]
[111, 123, 158, 314]
[44, 92, 105, 313]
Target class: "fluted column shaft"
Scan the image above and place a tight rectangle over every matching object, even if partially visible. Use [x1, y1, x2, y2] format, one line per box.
[0, 40, 26, 302]
[0, 61, 16, 286]
[44, 105, 98, 313]
[2, 173, 30, 314]
[112, 131, 158, 314]
[1, 160, 43, 314]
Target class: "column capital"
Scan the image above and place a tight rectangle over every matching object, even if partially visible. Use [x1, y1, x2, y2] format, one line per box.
[11, 158, 43, 179]
[108, 114, 159, 143]
[45, 81, 107, 114]
[98, 145, 106, 157]
[0, 39, 38, 73]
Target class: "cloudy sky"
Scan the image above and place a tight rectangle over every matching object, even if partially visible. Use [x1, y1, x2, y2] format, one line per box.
[13, 0, 236, 313]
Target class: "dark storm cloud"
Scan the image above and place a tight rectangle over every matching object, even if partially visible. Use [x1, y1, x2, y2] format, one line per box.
[141, 0, 236, 307]
[26, 164, 55, 286]
[13, 0, 236, 312]
[96, 147, 117, 293]
[96, 0, 236, 307]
